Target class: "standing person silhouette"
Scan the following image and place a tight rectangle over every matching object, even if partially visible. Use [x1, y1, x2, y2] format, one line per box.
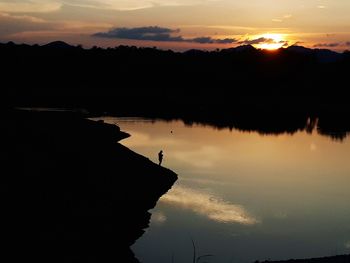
[158, 150, 164, 166]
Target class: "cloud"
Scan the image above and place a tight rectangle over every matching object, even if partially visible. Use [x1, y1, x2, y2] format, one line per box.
[0, 11, 46, 23]
[192, 36, 217, 44]
[93, 26, 237, 44]
[212, 38, 237, 44]
[313, 42, 341, 48]
[272, 14, 292, 23]
[0, 11, 55, 37]
[160, 185, 258, 225]
[93, 26, 183, 42]
[238, 37, 274, 45]
[0, 0, 220, 12]
[0, 0, 61, 12]
[346, 42, 350, 47]
[70, 0, 221, 10]
[272, 19, 282, 23]
[60, 0, 110, 9]
[238, 37, 288, 45]
[238, 37, 288, 47]
[191, 36, 236, 44]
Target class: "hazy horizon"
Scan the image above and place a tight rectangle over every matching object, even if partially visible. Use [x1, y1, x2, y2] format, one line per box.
[1, 0, 350, 51]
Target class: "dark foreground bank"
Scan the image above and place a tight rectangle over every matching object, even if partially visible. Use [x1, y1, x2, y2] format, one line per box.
[1, 108, 177, 262]
[259, 254, 350, 263]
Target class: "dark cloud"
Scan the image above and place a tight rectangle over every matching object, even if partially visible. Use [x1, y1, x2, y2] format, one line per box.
[238, 37, 288, 47]
[239, 37, 274, 45]
[93, 26, 237, 44]
[93, 26, 182, 42]
[191, 37, 215, 44]
[346, 42, 350, 46]
[191, 36, 236, 44]
[214, 38, 237, 44]
[313, 42, 340, 48]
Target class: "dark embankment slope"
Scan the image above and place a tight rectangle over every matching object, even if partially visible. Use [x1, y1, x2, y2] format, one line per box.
[2, 109, 177, 262]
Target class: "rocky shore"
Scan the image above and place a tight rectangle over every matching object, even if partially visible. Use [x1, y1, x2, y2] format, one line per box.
[2, 108, 177, 262]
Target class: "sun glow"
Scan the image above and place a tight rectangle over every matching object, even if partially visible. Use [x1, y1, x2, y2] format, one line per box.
[255, 33, 288, 50]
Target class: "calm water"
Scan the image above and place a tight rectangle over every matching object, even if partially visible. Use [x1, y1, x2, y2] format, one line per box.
[101, 117, 350, 263]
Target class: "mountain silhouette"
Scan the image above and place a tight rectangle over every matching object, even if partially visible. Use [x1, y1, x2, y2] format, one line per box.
[287, 45, 342, 63]
[232, 44, 256, 52]
[43, 41, 75, 49]
[2, 40, 350, 141]
[286, 45, 314, 54]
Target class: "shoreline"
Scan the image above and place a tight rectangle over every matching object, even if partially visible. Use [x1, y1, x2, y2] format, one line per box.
[258, 254, 350, 263]
[3, 108, 177, 262]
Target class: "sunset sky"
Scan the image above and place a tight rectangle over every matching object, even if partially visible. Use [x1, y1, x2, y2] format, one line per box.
[1, 0, 350, 51]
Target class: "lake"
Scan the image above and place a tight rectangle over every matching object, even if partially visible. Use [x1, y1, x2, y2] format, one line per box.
[99, 117, 350, 263]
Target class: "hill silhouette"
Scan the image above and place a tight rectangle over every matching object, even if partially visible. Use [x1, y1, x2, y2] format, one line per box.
[3, 40, 349, 98]
[2, 41, 350, 140]
[42, 40, 76, 49]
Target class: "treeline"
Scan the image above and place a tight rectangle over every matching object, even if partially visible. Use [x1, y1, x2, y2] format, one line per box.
[2, 41, 350, 140]
[2, 41, 350, 103]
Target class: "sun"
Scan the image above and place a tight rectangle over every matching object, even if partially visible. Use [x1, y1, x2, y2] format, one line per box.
[255, 33, 287, 50]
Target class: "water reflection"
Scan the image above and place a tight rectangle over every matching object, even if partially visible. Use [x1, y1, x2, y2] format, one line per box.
[98, 117, 350, 263]
[160, 185, 258, 224]
[151, 211, 167, 224]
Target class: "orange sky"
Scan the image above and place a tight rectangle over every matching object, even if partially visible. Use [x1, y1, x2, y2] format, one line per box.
[1, 0, 350, 51]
